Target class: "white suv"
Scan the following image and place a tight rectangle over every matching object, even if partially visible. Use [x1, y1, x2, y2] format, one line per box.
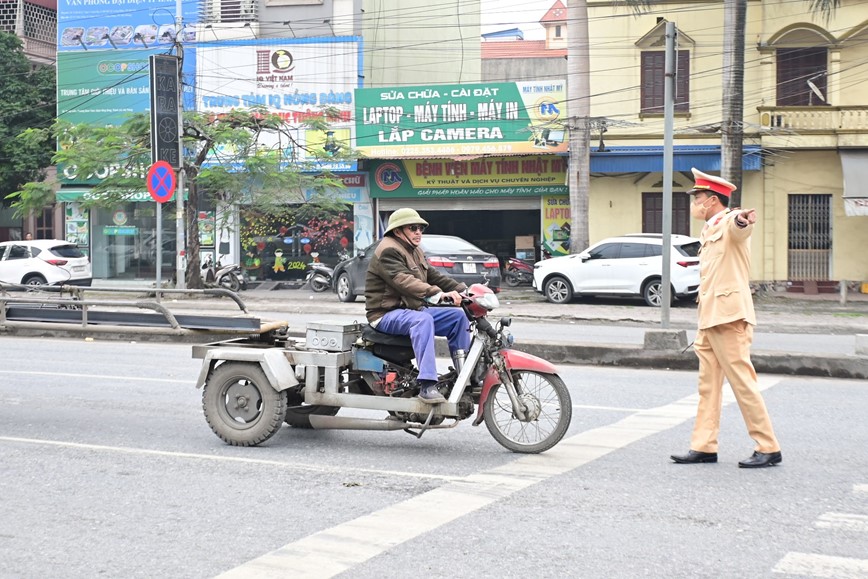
[533, 234, 700, 307]
[0, 239, 92, 287]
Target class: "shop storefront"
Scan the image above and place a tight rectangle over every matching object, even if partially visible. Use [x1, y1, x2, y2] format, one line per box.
[56, 190, 178, 281]
[238, 174, 372, 282]
[368, 157, 568, 262]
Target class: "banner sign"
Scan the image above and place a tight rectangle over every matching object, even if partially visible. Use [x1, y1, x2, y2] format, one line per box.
[369, 157, 568, 198]
[57, 49, 196, 184]
[355, 81, 567, 158]
[149, 55, 181, 168]
[196, 38, 362, 172]
[58, 0, 197, 52]
[542, 194, 571, 256]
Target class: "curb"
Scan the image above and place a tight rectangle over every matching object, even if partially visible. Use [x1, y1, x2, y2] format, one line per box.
[4, 325, 866, 380]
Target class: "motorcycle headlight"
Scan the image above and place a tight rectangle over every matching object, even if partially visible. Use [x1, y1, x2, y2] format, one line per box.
[474, 292, 499, 311]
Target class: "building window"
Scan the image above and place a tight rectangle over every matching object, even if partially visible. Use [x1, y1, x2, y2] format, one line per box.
[555, 25, 562, 38]
[641, 50, 689, 113]
[642, 192, 690, 235]
[36, 207, 53, 240]
[776, 47, 828, 106]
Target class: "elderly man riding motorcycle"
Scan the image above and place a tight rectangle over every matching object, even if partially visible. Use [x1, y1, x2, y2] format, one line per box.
[364, 208, 470, 404]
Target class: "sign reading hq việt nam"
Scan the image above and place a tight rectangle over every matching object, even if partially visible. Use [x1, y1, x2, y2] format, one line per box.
[355, 81, 567, 158]
[196, 38, 362, 172]
[369, 157, 568, 198]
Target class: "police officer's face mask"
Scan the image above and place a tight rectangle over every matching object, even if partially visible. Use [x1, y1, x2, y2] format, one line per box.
[690, 195, 710, 221]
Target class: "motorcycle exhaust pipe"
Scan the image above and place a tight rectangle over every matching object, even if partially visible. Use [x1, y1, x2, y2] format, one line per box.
[308, 415, 408, 431]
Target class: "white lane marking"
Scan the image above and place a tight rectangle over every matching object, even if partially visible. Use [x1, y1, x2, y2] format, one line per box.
[572, 404, 645, 412]
[815, 513, 868, 533]
[855, 485, 868, 495]
[0, 437, 460, 482]
[0, 370, 189, 384]
[774, 552, 868, 578]
[216, 376, 782, 578]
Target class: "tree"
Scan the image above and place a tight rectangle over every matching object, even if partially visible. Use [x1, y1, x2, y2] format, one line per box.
[9, 107, 352, 288]
[0, 32, 56, 206]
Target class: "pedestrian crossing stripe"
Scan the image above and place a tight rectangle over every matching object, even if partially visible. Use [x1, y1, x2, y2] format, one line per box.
[815, 513, 868, 533]
[774, 552, 868, 577]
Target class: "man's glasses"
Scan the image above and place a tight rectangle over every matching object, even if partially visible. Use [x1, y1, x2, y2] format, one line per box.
[407, 225, 426, 233]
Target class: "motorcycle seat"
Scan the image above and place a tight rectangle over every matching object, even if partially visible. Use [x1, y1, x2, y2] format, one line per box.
[361, 324, 413, 348]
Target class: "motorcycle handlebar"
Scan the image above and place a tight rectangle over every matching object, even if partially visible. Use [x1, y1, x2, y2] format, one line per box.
[475, 316, 498, 338]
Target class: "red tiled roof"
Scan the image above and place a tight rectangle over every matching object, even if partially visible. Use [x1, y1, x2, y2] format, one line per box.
[540, 0, 567, 23]
[481, 40, 567, 60]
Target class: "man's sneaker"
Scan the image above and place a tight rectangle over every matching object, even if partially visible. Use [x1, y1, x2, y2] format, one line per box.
[418, 383, 446, 404]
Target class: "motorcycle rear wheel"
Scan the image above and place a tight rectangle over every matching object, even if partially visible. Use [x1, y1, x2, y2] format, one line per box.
[218, 275, 241, 293]
[202, 362, 287, 446]
[483, 370, 572, 454]
[310, 278, 330, 292]
[504, 271, 522, 287]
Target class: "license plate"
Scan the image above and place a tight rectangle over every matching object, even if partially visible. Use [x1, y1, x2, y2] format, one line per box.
[73, 266, 85, 272]
[462, 263, 476, 274]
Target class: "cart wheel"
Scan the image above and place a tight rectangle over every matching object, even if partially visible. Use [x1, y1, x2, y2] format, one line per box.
[202, 362, 287, 446]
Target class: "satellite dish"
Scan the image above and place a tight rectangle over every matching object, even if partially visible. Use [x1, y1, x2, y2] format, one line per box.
[807, 80, 825, 104]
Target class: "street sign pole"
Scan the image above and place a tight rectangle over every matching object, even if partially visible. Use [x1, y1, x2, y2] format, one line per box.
[156, 202, 162, 299]
[174, 0, 186, 289]
[147, 161, 177, 294]
[661, 21, 676, 329]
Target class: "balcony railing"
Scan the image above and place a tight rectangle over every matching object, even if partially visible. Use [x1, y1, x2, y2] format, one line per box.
[758, 106, 868, 132]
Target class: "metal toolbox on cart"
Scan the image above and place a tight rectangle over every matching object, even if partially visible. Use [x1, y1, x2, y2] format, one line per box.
[305, 321, 363, 352]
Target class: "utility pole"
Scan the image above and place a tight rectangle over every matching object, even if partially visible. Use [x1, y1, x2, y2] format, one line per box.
[661, 21, 677, 328]
[174, 0, 186, 288]
[721, 0, 746, 208]
[567, 0, 590, 254]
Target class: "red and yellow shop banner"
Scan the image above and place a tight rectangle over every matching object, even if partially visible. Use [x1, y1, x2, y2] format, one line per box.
[370, 156, 567, 198]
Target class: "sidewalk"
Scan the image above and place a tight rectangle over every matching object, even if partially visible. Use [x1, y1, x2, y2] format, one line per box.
[4, 283, 867, 379]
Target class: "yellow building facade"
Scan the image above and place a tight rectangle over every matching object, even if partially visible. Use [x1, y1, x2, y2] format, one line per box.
[579, 0, 868, 286]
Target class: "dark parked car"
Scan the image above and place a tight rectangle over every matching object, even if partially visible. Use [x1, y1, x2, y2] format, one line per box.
[332, 234, 502, 302]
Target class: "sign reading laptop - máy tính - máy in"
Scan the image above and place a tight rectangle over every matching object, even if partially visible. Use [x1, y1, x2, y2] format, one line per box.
[354, 81, 567, 159]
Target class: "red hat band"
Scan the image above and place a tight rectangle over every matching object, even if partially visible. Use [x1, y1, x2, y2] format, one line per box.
[693, 177, 731, 198]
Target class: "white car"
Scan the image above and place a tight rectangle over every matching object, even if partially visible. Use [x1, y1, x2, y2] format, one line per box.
[533, 234, 700, 307]
[0, 239, 92, 287]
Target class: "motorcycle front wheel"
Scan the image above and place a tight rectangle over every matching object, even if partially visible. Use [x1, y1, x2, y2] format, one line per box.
[483, 370, 572, 454]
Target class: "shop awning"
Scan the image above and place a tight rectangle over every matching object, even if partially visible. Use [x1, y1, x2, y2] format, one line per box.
[840, 150, 868, 217]
[589, 145, 762, 173]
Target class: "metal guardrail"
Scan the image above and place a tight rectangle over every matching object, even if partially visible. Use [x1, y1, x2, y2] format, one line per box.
[0, 283, 250, 332]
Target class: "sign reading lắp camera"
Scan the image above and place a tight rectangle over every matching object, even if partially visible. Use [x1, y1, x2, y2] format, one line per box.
[149, 54, 181, 168]
[355, 81, 567, 158]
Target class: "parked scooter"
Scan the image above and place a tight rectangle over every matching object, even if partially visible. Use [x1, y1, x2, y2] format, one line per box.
[303, 250, 349, 293]
[194, 283, 573, 453]
[201, 254, 246, 293]
[504, 256, 534, 287]
[303, 261, 334, 292]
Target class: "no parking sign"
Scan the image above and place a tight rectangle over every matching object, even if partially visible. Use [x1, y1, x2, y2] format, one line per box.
[147, 161, 176, 203]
